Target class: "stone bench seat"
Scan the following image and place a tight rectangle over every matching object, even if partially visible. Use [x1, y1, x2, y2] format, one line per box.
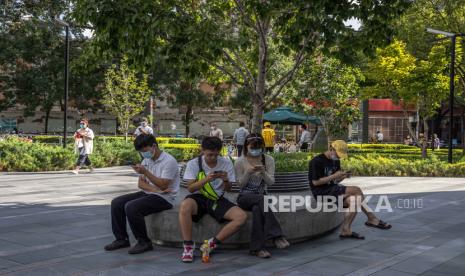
[146, 188, 343, 248]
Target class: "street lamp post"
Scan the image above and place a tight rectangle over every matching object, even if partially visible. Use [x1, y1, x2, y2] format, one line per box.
[426, 28, 464, 163]
[55, 19, 70, 149]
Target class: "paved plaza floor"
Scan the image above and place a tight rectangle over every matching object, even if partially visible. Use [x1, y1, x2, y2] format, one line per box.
[0, 168, 464, 275]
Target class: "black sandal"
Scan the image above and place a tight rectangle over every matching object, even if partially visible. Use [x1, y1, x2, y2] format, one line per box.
[365, 220, 392, 230]
[339, 231, 365, 240]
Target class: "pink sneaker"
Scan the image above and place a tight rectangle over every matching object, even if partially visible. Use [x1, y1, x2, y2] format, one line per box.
[182, 243, 195, 263]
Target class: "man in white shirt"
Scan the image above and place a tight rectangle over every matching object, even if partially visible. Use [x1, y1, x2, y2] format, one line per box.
[376, 130, 384, 143]
[134, 117, 154, 137]
[179, 137, 247, 263]
[298, 124, 311, 151]
[104, 134, 180, 255]
[233, 122, 249, 157]
[209, 123, 223, 140]
[73, 119, 95, 174]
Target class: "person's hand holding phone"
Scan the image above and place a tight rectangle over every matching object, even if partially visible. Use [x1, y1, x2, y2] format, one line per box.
[132, 164, 147, 175]
[253, 165, 265, 173]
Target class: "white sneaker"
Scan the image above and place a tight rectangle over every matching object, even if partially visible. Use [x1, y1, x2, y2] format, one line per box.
[274, 237, 290, 249]
[207, 237, 218, 254]
[72, 170, 79, 175]
[182, 243, 195, 263]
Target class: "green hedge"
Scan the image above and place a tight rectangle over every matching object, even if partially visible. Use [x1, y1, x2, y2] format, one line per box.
[0, 137, 75, 171]
[2, 138, 464, 176]
[271, 152, 465, 177]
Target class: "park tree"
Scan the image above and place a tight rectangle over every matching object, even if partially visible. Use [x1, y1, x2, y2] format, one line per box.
[0, 0, 103, 133]
[300, 56, 364, 143]
[396, 0, 465, 154]
[102, 57, 152, 139]
[73, 0, 411, 133]
[365, 40, 450, 157]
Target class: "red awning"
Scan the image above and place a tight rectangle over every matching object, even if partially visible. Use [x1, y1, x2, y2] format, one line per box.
[369, 99, 416, 112]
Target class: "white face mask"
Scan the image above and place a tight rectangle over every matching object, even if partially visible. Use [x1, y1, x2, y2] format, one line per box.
[249, 148, 263, 157]
[211, 126, 215, 130]
[331, 151, 339, 161]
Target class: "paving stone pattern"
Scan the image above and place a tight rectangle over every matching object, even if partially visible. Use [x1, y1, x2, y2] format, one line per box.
[0, 168, 464, 275]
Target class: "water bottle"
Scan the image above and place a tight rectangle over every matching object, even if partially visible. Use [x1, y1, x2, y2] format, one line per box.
[201, 240, 210, 263]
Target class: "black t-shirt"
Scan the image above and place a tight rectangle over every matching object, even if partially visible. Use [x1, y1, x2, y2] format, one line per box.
[308, 153, 341, 190]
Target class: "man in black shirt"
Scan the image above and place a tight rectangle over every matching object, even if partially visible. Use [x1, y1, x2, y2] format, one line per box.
[308, 140, 392, 240]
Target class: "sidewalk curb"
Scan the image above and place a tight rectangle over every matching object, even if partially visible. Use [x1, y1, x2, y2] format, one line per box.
[0, 166, 132, 176]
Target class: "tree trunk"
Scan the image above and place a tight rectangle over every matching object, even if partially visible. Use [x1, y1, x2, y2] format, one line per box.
[462, 108, 465, 156]
[402, 108, 418, 144]
[320, 118, 332, 147]
[422, 119, 428, 159]
[185, 105, 192, 138]
[44, 109, 51, 134]
[251, 19, 268, 133]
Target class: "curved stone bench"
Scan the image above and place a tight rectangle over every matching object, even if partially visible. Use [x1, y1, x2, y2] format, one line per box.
[146, 187, 344, 248]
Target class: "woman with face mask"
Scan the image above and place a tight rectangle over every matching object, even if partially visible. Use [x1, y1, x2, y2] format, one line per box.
[234, 133, 289, 258]
[73, 119, 95, 175]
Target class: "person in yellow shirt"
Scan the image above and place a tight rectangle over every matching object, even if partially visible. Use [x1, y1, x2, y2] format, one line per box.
[261, 122, 276, 153]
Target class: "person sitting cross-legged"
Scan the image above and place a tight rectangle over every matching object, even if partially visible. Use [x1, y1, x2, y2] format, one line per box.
[235, 133, 289, 258]
[179, 136, 247, 263]
[104, 134, 180, 254]
[308, 140, 392, 240]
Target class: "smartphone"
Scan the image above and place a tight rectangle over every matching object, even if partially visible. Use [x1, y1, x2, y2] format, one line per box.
[214, 170, 224, 174]
[125, 161, 135, 166]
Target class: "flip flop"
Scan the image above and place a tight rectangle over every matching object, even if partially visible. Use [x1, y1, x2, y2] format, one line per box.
[339, 231, 365, 240]
[365, 220, 392, 230]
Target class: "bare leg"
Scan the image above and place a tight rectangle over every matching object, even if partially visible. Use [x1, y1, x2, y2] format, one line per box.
[345, 186, 378, 224]
[179, 198, 198, 241]
[215, 206, 247, 242]
[341, 195, 357, 235]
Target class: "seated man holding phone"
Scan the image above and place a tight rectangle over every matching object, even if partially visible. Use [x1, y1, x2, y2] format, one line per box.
[104, 134, 180, 254]
[308, 140, 392, 240]
[179, 136, 247, 263]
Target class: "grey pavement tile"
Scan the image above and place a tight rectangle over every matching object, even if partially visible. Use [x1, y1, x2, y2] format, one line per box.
[428, 253, 465, 276]
[331, 248, 394, 267]
[51, 225, 110, 239]
[290, 257, 363, 276]
[355, 240, 419, 255]
[370, 269, 416, 276]
[0, 240, 28, 254]
[3, 263, 86, 276]
[420, 271, 458, 276]
[90, 263, 170, 276]
[388, 238, 465, 274]
[0, 257, 21, 270]
[0, 231, 76, 247]
[4, 246, 78, 265]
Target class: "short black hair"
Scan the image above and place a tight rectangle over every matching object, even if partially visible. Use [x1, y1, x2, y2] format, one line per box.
[201, 136, 223, 151]
[239, 122, 245, 127]
[301, 124, 307, 130]
[134, 134, 158, 151]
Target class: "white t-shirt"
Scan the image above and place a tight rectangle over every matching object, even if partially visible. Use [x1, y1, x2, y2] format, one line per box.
[183, 156, 235, 196]
[141, 151, 180, 206]
[134, 125, 154, 136]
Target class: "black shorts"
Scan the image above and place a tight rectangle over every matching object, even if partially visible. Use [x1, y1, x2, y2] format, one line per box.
[311, 184, 347, 199]
[185, 194, 236, 223]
